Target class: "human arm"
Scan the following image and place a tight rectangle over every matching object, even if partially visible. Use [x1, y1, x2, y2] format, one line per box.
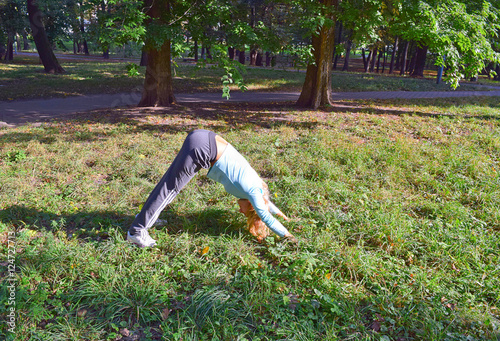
[248, 189, 290, 237]
[269, 201, 290, 221]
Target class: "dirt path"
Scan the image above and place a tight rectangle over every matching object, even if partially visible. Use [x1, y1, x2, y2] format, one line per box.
[1, 89, 500, 127]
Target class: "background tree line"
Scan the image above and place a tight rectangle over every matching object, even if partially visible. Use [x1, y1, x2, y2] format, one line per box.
[1, 0, 499, 108]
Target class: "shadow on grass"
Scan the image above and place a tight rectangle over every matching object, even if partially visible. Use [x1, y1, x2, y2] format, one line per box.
[1, 97, 499, 145]
[0, 205, 245, 240]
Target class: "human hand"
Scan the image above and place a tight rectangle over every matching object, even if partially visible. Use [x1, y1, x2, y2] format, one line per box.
[278, 212, 291, 221]
[283, 233, 298, 244]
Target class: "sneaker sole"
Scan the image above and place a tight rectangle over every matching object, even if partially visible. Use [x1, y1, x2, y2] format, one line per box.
[127, 239, 156, 248]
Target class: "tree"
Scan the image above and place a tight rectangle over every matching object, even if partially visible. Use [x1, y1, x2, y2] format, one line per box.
[27, 0, 65, 73]
[433, 0, 500, 87]
[137, 0, 176, 106]
[397, 0, 499, 87]
[296, 0, 338, 109]
[0, 0, 28, 60]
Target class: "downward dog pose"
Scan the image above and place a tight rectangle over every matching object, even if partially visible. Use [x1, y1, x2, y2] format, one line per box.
[127, 129, 296, 247]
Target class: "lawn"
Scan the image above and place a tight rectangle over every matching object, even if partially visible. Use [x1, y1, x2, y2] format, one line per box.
[0, 55, 494, 101]
[0, 95, 499, 340]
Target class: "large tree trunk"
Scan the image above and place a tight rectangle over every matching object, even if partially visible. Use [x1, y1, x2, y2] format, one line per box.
[27, 0, 65, 73]
[138, 40, 175, 106]
[138, 0, 175, 106]
[410, 44, 428, 77]
[296, 0, 337, 109]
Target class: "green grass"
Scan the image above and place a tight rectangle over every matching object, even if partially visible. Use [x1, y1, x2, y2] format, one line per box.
[0, 96, 499, 340]
[0, 56, 495, 101]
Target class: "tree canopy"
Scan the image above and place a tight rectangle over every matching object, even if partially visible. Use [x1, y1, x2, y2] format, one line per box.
[1, 0, 499, 106]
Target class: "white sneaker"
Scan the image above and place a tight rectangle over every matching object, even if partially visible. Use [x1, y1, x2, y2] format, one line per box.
[127, 230, 157, 247]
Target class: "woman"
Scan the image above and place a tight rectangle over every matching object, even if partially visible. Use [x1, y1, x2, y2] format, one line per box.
[128, 129, 296, 247]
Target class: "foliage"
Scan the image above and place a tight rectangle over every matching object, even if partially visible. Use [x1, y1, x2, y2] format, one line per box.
[1, 56, 493, 101]
[0, 0, 27, 42]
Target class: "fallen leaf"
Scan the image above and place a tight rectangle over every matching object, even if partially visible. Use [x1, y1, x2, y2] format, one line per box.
[77, 309, 87, 318]
[119, 328, 130, 337]
[161, 307, 170, 320]
[201, 246, 209, 255]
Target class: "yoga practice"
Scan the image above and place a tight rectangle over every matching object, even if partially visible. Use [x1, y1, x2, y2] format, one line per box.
[127, 129, 296, 247]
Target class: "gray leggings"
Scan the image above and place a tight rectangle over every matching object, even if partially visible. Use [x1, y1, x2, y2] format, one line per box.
[129, 130, 217, 235]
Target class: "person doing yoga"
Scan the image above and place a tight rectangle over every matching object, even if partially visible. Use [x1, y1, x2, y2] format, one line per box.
[127, 129, 296, 247]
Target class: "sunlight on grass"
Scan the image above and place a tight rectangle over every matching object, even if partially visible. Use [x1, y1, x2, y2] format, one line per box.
[0, 97, 499, 340]
[2, 55, 496, 102]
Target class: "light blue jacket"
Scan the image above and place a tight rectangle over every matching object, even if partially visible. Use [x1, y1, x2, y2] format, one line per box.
[207, 144, 289, 237]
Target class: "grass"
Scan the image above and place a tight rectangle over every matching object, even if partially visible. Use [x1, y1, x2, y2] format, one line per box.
[0, 95, 499, 340]
[0, 56, 495, 101]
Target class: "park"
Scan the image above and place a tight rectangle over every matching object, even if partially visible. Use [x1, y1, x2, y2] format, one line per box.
[1, 1, 500, 340]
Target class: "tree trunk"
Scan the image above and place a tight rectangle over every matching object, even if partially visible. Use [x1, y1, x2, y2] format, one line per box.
[332, 21, 343, 70]
[265, 51, 271, 67]
[27, 0, 65, 73]
[382, 46, 387, 73]
[333, 53, 340, 70]
[376, 47, 383, 73]
[410, 44, 428, 77]
[364, 50, 372, 72]
[140, 48, 148, 66]
[400, 40, 409, 76]
[250, 49, 257, 66]
[255, 52, 263, 66]
[362, 48, 367, 69]
[100, 0, 109, 59]
[138, 40, 175, 106]
[407, 42, 417, 75]
[238, 49, 245, 64]
[296, 0, 337, 109]
[228, 46, 235, 60]
[22, 30, 30, 50]
[138, 0, 175, 107]
[494, 64, 500, 81]
[193, 40, 198, 61]
[369, 47, 377, 72]
[389, 36, 398, 74]
[79, 11, 89, 55]
[5, 33, 14, 61]
[342, 38, 352, 71]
